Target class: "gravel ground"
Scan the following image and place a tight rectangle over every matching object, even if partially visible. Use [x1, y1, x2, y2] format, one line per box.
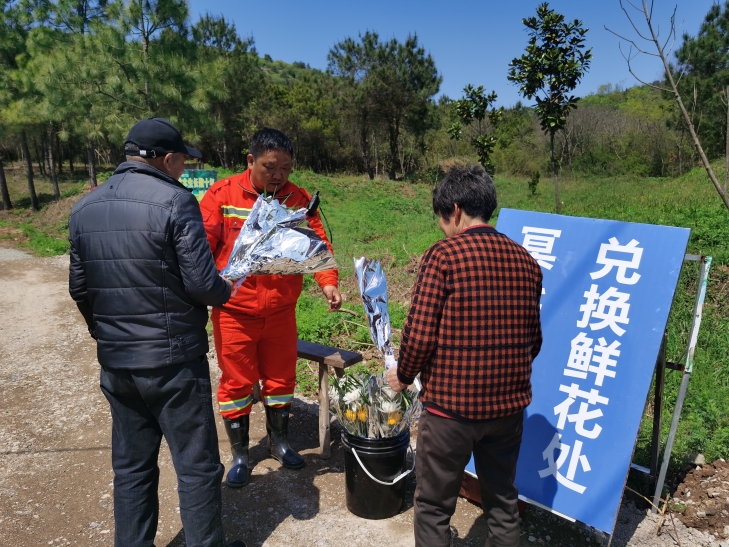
[0, 247, 32, 260]
[0, 252, 722, 547]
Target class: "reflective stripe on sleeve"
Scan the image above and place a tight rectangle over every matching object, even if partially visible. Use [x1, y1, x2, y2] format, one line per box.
[263, 394, 294, 407]
[219, 395, 252, 413]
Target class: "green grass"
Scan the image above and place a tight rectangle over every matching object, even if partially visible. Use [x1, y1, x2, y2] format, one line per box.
[291, 167, 729, 480]
[0, 216, 70, 256]
[19, 223, 70, 256]
[61, 181, 87, 198]
[290, 170, 443, 269]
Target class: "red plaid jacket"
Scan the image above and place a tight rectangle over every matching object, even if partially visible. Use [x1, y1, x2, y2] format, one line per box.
[397, 225, 543, 421]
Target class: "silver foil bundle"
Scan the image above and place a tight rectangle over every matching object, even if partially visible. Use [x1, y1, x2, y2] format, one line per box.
[221, 194, 337, 284]
[354, 257, 396, 369]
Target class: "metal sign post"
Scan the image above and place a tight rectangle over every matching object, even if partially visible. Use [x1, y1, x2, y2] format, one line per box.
[629, 254, 712, 512]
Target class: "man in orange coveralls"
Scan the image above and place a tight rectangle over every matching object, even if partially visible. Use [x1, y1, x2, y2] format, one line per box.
[200, 128, 341, 487]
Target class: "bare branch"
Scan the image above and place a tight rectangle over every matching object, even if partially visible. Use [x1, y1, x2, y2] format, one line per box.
[616, 43, 671, 91]
[627, 69, 670, 92]
[86, 83, 147, 112]
[649, 0, 655, 24]
[617, 0, 653, 41]
[605, 26, 660, 56]
[662, 7, 680, 53]
[674, 61, 688, 87]
[335, 308, 363, 319]
[624, 0, 644, 13]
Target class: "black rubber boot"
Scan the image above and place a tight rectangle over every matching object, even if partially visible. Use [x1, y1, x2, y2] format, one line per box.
[226, 541, 247, 547]
[223, 416, 249, 487]
[265, 405, 305, 469]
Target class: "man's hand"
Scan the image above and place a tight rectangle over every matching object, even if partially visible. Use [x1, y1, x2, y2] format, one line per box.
[322, 285, 342, 312]
[222, 276, 234, 289]
[386, 366, 408, 393]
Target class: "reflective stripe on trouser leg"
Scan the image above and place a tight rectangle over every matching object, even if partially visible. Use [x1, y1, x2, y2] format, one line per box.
[219, 395, 252, 414]
[263, 394, 294, 407]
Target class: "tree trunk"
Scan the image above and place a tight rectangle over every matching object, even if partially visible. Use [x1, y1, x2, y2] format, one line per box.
[725, 85, 729, 193]
[69, 139, 75, 173]
[359, 112, 374, 179]
[87, 138, 97, 188]
[46, 127, 60, 199]
[141, 16, 152, 110]
[388, 120, 399, 180]
[55, 131, 63, 175]
[399, 134, 406, 179]
[551, 132, 561, 214]
[34, 137, 45, 176]
[21, 131, 39, 211]
[0, 158, 12, 210]
[373, 131, 379, 178]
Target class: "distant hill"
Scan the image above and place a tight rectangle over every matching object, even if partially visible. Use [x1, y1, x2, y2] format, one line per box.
[258, 55, 328, 85]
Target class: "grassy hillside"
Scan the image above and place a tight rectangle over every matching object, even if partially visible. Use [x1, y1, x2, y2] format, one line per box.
[2, 163, 727, 479]
[290, 168, 729, 478]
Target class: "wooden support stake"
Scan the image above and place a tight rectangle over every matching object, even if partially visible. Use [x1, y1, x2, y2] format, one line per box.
[319, 362, 331, 459]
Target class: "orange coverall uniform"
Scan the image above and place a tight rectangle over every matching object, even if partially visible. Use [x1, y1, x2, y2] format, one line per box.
[200, 169, 338, 419]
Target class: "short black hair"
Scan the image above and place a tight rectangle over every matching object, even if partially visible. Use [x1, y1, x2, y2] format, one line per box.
[432, 164, 497, 222]
[249, 128, 294, 160]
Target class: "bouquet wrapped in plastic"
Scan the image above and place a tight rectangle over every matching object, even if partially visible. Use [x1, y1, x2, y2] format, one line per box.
[354, 257, 396, 370]
[329, 372, 420, 439]
[221, 194, 337, 285]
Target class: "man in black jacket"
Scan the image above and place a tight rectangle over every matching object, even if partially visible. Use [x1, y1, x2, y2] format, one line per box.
[69, 118, 245, 547]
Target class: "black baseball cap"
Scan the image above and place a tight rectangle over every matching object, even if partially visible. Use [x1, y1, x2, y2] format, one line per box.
[125, 117, 202, 159]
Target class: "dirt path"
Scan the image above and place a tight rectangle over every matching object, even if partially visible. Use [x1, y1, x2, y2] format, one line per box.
[0, 252, 720, 547]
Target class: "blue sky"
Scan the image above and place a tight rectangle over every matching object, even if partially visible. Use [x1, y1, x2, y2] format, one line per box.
[187, 0, 717, 107]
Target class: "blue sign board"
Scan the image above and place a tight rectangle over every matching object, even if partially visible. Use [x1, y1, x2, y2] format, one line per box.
[465, 209, 690, 534]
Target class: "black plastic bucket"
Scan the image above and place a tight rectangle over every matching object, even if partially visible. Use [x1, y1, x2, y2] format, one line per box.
[341, 428, 412, 519]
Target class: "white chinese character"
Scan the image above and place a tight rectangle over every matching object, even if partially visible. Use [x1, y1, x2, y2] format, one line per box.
[577, 284, 631, 336]
[589, 338, 621, 386]
[568, 403, 604, 439]
[522, 227, 562, 270]
[538, 433, 592, 494]
[565, 334, 621, 385]
[554, 383, 608, 438]
[564, 332, 593, 380]
[590, 238, 643, 285]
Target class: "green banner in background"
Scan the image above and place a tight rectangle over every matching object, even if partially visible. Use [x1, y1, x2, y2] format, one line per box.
[180, 169, 218, 200]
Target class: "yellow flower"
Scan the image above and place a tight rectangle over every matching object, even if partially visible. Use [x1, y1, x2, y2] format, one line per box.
[357, 408, 368, 422]
[345, 409, 356, 423]
[388, 412, 403, 426]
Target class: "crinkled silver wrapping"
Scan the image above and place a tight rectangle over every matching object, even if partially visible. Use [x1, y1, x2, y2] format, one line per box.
[221, 194, 337, 285]
[354, 257, 396, 368]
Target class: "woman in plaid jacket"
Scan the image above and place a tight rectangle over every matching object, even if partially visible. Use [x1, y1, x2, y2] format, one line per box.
[388, 164, 543, 547]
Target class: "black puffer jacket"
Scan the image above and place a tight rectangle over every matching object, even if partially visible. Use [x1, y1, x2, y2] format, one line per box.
[69, 161, 231, 369]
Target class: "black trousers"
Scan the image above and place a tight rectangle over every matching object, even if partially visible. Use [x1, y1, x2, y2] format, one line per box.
[414, 410, 524, 547]
[100, 356, 226, 547]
